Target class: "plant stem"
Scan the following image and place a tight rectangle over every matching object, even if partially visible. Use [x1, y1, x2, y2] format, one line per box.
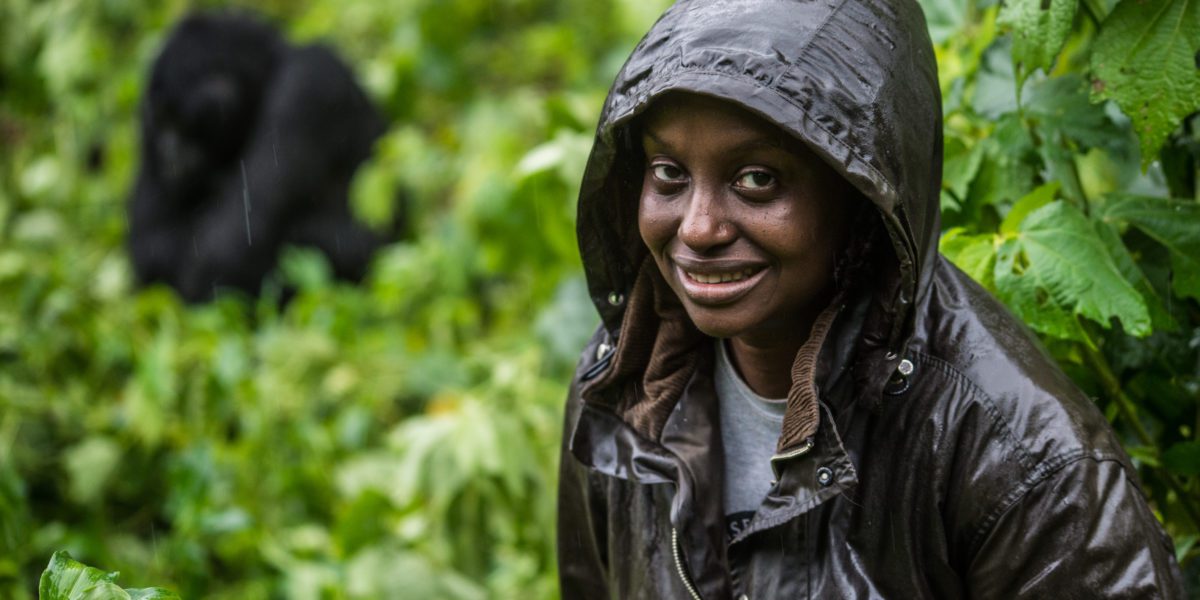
[1082, 338, 1152, 445]
[1080, 0, 1108, 27]
[1081, 329, 1200, 528]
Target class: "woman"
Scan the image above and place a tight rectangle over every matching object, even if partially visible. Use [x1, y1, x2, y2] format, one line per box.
[558, 0, 1185, 598]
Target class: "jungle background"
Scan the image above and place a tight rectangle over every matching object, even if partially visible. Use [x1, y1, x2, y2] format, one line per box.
[2, 0, 1198, 597]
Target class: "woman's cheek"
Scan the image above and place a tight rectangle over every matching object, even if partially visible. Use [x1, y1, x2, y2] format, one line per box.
[637, 196, 676, 251]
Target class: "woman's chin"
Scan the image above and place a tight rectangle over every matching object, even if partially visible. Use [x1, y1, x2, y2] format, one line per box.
[683, 309, 746, 340]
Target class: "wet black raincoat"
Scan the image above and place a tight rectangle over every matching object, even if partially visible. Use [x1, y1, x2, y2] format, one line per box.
[558, 0, 1186, 597]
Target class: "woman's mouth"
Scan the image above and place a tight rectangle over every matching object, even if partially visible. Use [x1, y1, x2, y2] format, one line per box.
[674, 264, 767, 305]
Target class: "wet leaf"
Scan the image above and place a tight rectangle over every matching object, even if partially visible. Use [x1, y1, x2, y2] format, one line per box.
[39, 552, 119, 600]
[39, 551, 180, 600]
[999, 0, 1078, 86]
[994, 201, 1150, 339]
[1090, 0, 1200, 167]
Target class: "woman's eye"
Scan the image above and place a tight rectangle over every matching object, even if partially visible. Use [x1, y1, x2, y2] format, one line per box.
[735, 171, 775, 190]
[651, 163, 685, 182]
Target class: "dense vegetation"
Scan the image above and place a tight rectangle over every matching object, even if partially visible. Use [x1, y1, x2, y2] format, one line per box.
[0, 0, 1196, 597]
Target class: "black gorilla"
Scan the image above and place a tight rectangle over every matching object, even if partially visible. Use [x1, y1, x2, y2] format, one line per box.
[129, 12, 398, 303]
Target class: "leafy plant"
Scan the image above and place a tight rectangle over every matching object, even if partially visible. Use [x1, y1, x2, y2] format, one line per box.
[39, 552, 178, 600]
[1, 0, 668, 597]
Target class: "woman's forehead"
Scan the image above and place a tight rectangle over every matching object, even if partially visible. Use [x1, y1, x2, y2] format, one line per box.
[638, 92, 818, 162]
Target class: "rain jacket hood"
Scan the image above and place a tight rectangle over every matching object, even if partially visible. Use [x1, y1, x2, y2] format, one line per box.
[578, 0, 940, 350]
[574, 0, 941, 463]
[561, 1, 1185, 598]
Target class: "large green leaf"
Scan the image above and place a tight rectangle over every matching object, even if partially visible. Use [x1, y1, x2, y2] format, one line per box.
[994, 201, 1150, 339]
[1090, 0, 1200, 167]
[39, 552, 180, 600]
[1101, 194, 1200, 300]
[999, 0, 1079, 86]
[39, 552, 120, 600]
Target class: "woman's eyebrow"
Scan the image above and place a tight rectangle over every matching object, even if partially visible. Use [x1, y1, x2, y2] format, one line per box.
[642, 129, 670, 149]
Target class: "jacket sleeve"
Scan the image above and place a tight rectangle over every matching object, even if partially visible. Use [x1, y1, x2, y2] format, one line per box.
[965, 456, 1185, 599]
[557, 378, 611, 600]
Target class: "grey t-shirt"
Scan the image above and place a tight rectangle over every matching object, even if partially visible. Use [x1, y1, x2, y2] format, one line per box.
[715, 338, 786, 541]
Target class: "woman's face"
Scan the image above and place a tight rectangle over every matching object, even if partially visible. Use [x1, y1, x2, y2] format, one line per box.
[637, 93, 854, 345]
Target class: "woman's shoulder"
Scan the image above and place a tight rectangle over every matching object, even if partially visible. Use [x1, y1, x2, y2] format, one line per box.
[895, 257, 1171, 576]
[911, 254, 1129, 470]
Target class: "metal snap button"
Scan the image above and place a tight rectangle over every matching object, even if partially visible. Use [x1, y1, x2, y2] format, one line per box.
[816, 466, 834, 487]
[885, 357, 914, 396]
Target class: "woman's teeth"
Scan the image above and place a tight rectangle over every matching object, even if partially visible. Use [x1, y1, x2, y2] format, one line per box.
[684, 268, 758, 284]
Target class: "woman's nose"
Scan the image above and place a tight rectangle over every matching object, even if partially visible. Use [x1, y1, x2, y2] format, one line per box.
[678, 183, 734, 251]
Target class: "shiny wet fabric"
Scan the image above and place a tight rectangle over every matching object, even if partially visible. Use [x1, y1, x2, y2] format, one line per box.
[558, 0, 1186, 597]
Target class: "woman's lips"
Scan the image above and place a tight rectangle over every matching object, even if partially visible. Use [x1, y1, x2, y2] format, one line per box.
[673, 263, 767, 305]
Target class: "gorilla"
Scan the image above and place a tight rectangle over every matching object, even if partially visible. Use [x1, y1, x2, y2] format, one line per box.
[129, 12, 399, 303]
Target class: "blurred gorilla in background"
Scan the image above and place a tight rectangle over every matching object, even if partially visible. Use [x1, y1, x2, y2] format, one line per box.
[129, 12, 401, 303]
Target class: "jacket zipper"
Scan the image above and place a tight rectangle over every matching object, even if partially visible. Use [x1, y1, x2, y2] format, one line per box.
[672, 527, 702, 600]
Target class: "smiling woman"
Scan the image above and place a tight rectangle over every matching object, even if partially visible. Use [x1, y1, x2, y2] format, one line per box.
[557, 0, 1187, 598]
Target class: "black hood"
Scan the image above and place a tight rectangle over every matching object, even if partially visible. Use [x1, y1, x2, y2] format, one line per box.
[577, 0, 942, 355]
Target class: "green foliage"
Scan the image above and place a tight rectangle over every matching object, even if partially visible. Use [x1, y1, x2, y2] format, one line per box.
[1, 0, 669, 597]
[39, 552, 179, 600]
